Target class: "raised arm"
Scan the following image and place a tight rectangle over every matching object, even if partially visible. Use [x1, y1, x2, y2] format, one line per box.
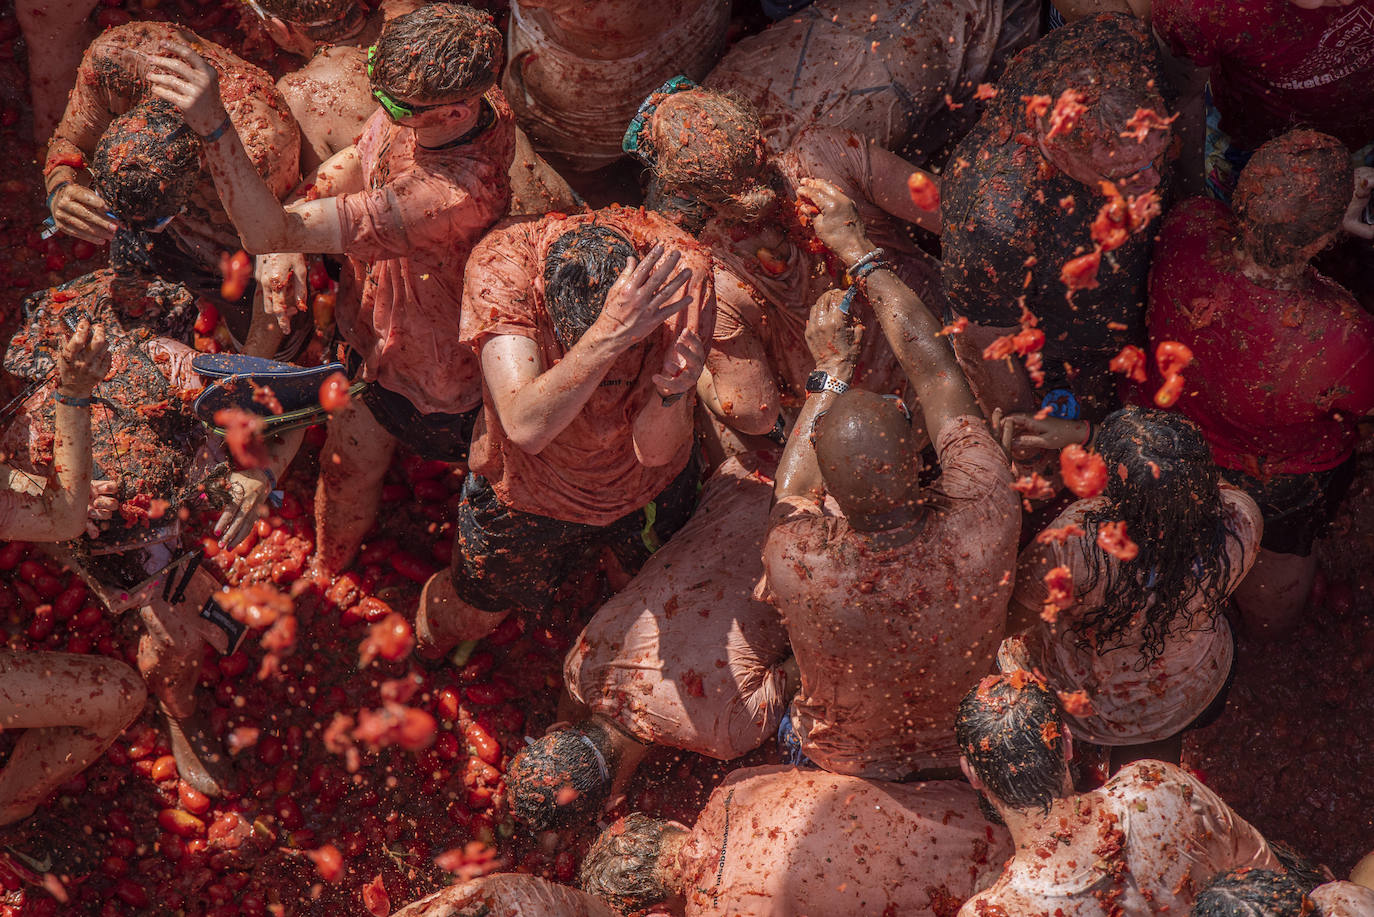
[797, 178, 981, 437]
[0, 322, 110, 543]
[481, 246, 694, 456]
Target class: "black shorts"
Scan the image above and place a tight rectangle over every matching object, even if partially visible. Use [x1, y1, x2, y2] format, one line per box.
[449, 458, 701, 615]
[360, 384, 480, 464]
[1221, 458, 1356, 557]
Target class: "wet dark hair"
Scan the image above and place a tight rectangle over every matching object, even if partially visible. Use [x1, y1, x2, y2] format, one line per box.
[258, 0, 363, 42]
[505, 721, 618, 830]
[579, 813, 684, 913]
[1234, 130, 1352, 270]
[542, 224, 634, 348]
[1076, 407, 1237, 667]
[955, 674, 1068, 814]
[368, 3, 501, 104]
[1190, 868, 1314, 917]
[1270, 842, 1331, 895]
[91, 98, 202, 226]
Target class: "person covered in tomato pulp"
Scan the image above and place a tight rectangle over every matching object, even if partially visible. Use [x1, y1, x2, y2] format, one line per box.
[759, 180, 1020, 780]
[414, 208, 716, 656]
[578, 766, 1013, 917]
[1146, 129, 1374, 637]
[956, 673, 1283, 917]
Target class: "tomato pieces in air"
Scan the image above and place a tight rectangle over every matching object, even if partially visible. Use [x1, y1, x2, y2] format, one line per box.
[1060, 444, 1107, 499]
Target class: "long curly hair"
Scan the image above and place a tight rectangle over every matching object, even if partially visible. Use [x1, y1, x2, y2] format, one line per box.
[1075, 407, 1237, 666]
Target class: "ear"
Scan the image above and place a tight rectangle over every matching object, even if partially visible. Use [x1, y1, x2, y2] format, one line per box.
[959, 755, 984, 790]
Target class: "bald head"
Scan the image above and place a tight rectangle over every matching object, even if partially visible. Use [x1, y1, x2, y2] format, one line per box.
[813, 390, 922, 518]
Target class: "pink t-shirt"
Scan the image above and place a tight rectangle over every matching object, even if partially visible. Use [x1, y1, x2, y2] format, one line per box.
[1007, 485, 1262, 746]
[460, 208, 716, 525]
[335, 95, 515, 415]
[676, 766, 1012, 917]
[761, 416, 1019, 778]
[1312, 882, 1374, 916]
[564, 457, 790, 760]
[392, 874, 618, 916]
[960, 761, 1280, 917]
[1153, 0, 1374, 150]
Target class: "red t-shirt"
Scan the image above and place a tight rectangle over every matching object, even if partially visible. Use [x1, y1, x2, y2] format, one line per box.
[1147, 197, 1374, 475]
[1154, 0, 1374, 149]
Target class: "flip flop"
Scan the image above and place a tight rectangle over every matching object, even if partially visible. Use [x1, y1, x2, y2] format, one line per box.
[191, 355, 366, 436]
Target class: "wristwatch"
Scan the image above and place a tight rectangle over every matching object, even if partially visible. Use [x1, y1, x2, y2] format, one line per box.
[805, 370, 849, 396]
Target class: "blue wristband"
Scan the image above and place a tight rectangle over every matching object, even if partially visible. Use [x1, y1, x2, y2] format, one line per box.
[200, 117, 233, 144]
[53, 392, 93, 407]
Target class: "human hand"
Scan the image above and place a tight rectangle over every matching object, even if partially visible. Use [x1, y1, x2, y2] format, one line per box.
[56, 319, 111, 397]
[214, 469, 271, 549]
[592, 244, 694, 349]
[993, 410, 1090, 456]
[50, 182, 117, 244]
[804, 289, 861, 378]
[1343, 167, 1374, 241]
[144, 39, 229, 137]
[796, 178, 872, 265]
[86, 480, 118, 539]
[651, 329, 706, 400]
[255, 253, 307, 334]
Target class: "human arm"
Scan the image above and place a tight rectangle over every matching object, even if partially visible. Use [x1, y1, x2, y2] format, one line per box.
[699, 272, 781, 436]
[479, 246, 694, 455]
[1342, 167, 1374, 242]
[772, 289, 860, 504]
[0, 322, 110, 543]
[213, 426, 305, 549]
[866, 145, 941, 235]
[631, 329, 707, 467]
[798, 178, 981, 436]
[146, 40, 345, 256]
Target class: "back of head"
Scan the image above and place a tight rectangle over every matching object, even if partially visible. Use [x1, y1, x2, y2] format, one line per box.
[368, 3, 501, 104]
[580, 813, 683, 913]
[1234, 130, 1352, 270]
[505, 723, 615, 831]
[1078, 406, 1232, 662]
[647, 89, 774, 222]
[811, 389, 922, 518]
[257, 0, 362, 42]
[92, 99, 202, 226]
[1191, 868, 1314, 917]
[956, 672, 1068, 813]
[542, 223, 634, 348]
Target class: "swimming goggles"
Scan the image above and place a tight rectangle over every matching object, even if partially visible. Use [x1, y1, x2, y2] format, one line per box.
[622, 75, 698, 163]
[367, 45, 450, 120]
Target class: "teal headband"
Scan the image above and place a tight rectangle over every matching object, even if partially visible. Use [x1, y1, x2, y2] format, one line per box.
[622, 75, 698, 164]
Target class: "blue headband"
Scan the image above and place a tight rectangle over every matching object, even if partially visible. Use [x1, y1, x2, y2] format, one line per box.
[622, 75, 698, 163]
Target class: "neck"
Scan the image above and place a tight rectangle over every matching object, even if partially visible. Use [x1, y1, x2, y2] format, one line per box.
[1235, 243, 1307, 290]
[590, 714, 650, 798]
[997, 798, 1062, 850]
[413, 102, 483, 148]
[657, 829, 691, 898]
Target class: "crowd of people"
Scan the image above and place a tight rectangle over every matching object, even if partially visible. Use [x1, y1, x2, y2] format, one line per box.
[3, 0, 1374, 913]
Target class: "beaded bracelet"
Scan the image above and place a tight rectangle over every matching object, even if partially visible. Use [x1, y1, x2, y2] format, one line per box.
[839, 249, 890, 315]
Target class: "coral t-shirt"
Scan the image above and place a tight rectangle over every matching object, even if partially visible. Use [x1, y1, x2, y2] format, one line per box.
[960, 761, 1279, 917]
[760, 416, 1019, 778]
[1154, 0, 1374, 150]
[1147, 198, 1374, 476]
[391, 874, 618, 917]
[460, 208, 715, 525]
[676, 766, 1012, 917]
[335, 98, 514, 415]
[46, 22, 300, 273]
[1008, 485, 1262, 746]
[564, 457, 789, 760]
[1312, 882, 1374, 917]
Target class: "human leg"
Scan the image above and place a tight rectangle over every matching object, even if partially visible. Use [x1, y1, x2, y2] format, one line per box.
[0, 651, 146, 825]
[1233, 549, 1319, 638]
[314, 395, 398, 574]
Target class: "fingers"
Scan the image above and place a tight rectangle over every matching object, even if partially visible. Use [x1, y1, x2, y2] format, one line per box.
[143, 52, 198, 81]
[651, 284, 694, 325]
[53, 185, 117, 242]
[91, 480, 118, 496]
[641, 248, 682, 296]
[647, 266, 692, 312]
[631, 245, 665, 287]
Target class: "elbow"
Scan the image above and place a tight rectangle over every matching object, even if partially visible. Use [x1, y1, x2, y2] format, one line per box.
[502, 419, 553, 456]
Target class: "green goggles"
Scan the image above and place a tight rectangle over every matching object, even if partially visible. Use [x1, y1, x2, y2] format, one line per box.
[366, 45, 449, 121]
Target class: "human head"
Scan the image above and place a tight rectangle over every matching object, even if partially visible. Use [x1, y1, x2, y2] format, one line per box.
[367, 4, 501, 118]
[642, 88, 776, 226]
[91, 98, 201, 231]
[1077, 406, 1231, 661]
[956, 673, 1070, 814]
[542, 223, 635, 349]
[251, 0, 366, 54]
[811, 389, 922, 522]
[579, 813, 689, 913]
[505, 721, 617, 830]
[1234, 130, 1352, 271]
[1033, 76, 1173, 196]
[1190, 868, 1314, 917]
